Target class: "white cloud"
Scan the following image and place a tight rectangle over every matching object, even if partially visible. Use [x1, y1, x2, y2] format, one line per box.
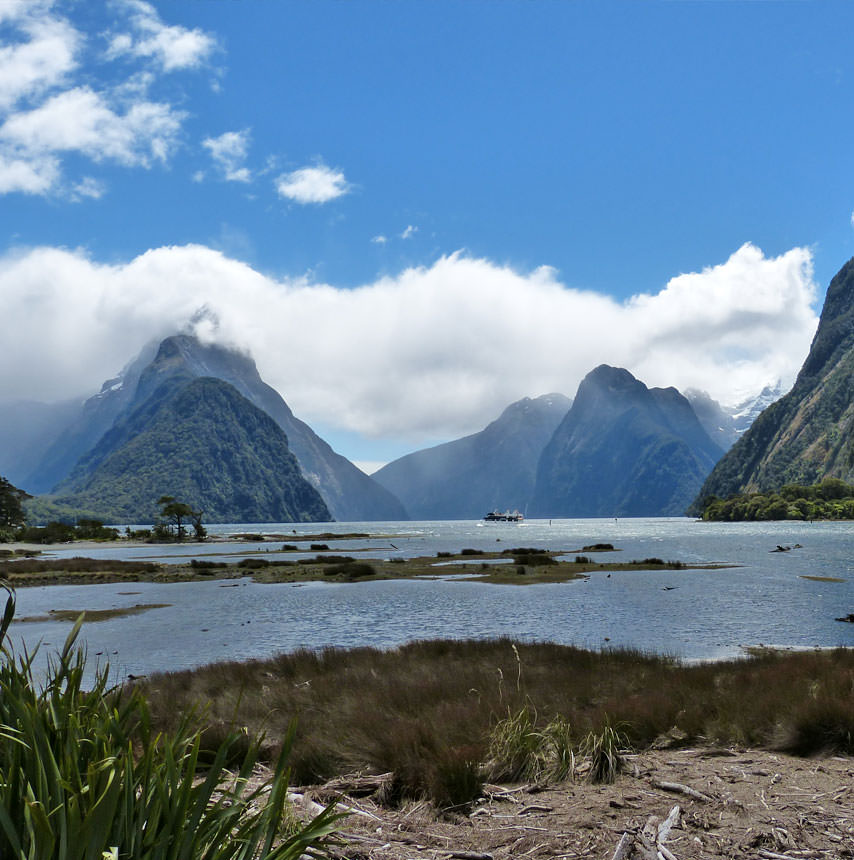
[0, 243, 819, 449]
[70, 175, 105, 200]
[0, 9, 79, 111]
[371, 234, 387, 244]
[850, 210, 854, 230]
[275, 163, 349, 204]
[105, 0, 216, 72]
[202, 129, 251, 182]
[0, 0, 211, 196]
[400, 224, 418, 239]
[0, 149, 58, 193]
[0, 86, 183, 166]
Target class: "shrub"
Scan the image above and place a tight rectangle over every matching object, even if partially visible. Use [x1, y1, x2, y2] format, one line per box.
[310, 544, 329, 551]
[237, 558, 271, 569]
[575, 556, 591, 564]
[513, 553, 556, 566]
[0, 587, 345, 860]
[582, 543, 614, 551]
[501, 547, 547, 555]
[190, 558, 228, 570]
[325, 562, 377, 579]
[460, 548, 482, 556]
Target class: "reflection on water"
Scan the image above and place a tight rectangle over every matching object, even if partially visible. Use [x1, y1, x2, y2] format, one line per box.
[8, 517, 854, 681]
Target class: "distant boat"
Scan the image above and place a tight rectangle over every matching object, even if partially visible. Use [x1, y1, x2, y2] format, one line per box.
[483, 509, 524, 522]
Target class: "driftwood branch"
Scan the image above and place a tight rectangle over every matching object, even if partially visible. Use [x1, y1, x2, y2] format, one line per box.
[448, 852, 494, 860]
[657, 804, 681, 843]
[610, 832, 633, 860]
[653, 780, 713, 803]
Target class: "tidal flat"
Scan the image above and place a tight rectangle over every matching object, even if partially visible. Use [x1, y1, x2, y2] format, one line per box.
[0, 544, 732, 589]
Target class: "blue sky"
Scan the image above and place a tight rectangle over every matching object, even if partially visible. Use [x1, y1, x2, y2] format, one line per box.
[2, 0, 853, 469]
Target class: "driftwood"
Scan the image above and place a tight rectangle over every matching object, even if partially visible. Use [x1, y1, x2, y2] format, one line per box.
[320, 772, 392, 797]
[653, 780, 713, 803]
[610, 832, 633, 860]
[657, 804, 681, 843]
[447, 852, 494, 860]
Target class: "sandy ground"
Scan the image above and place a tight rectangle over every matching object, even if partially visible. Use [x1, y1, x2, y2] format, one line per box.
[289, 748, 854, 860]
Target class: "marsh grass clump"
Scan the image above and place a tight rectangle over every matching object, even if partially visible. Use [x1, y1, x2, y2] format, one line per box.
[324, 562, 377, 579]
[782, 697, 854, 755]
[578, 721, 630, 783]
[0, 556, 159, 576]
[486, 703, 541, 782]
[0, 587, 344, 860]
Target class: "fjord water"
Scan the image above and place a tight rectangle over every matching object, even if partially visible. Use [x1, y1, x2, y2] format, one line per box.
[9, 518, 854, 681]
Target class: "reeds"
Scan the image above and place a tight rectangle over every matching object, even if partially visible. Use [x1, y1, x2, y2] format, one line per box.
[0, 587, 344, 859]
[141, 638, 854, 808]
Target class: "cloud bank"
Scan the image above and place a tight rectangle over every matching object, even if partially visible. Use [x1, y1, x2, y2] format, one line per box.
[0, 242, 818, 447]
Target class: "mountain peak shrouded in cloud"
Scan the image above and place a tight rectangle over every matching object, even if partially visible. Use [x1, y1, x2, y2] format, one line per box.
[0, 241, 819, 464]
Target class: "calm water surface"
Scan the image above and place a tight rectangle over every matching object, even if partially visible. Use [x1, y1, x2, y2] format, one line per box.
[8, 518, 854, 680]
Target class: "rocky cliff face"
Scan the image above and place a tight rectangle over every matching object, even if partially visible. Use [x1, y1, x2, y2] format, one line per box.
[530, 365, 723, 517]
[373, 394, 571, 519]
[693, 256, 854, 505]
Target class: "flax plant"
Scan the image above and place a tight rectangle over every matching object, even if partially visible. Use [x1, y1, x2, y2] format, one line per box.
[0, 587, 344, 860]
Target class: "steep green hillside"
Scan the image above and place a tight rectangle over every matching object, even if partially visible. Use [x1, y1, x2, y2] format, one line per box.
[52, 376, 331, 523]
[693, 256, 854, 506]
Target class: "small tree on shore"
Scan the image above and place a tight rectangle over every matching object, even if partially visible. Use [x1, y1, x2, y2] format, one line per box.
[0, 476, 30, 538]
[156, 496, 205, 542]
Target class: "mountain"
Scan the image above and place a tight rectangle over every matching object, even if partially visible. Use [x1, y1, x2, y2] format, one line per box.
[8, 341, 161, 494]
[529, 365, 724, 517]
[0, 398, 82, 490]
[373, 393, 571, 519]
[729, 382, 787, 434]
[52, 374, 331, 523]
[683, 389, 741, 451]
[693, 256, 854, 504]
[21, 334, 407, 521]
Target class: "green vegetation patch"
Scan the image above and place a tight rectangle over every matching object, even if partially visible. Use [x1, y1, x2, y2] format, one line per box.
[800, 575, 846, 582]
[0, 589, 344, 858]
[700, 477, 854, 521]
